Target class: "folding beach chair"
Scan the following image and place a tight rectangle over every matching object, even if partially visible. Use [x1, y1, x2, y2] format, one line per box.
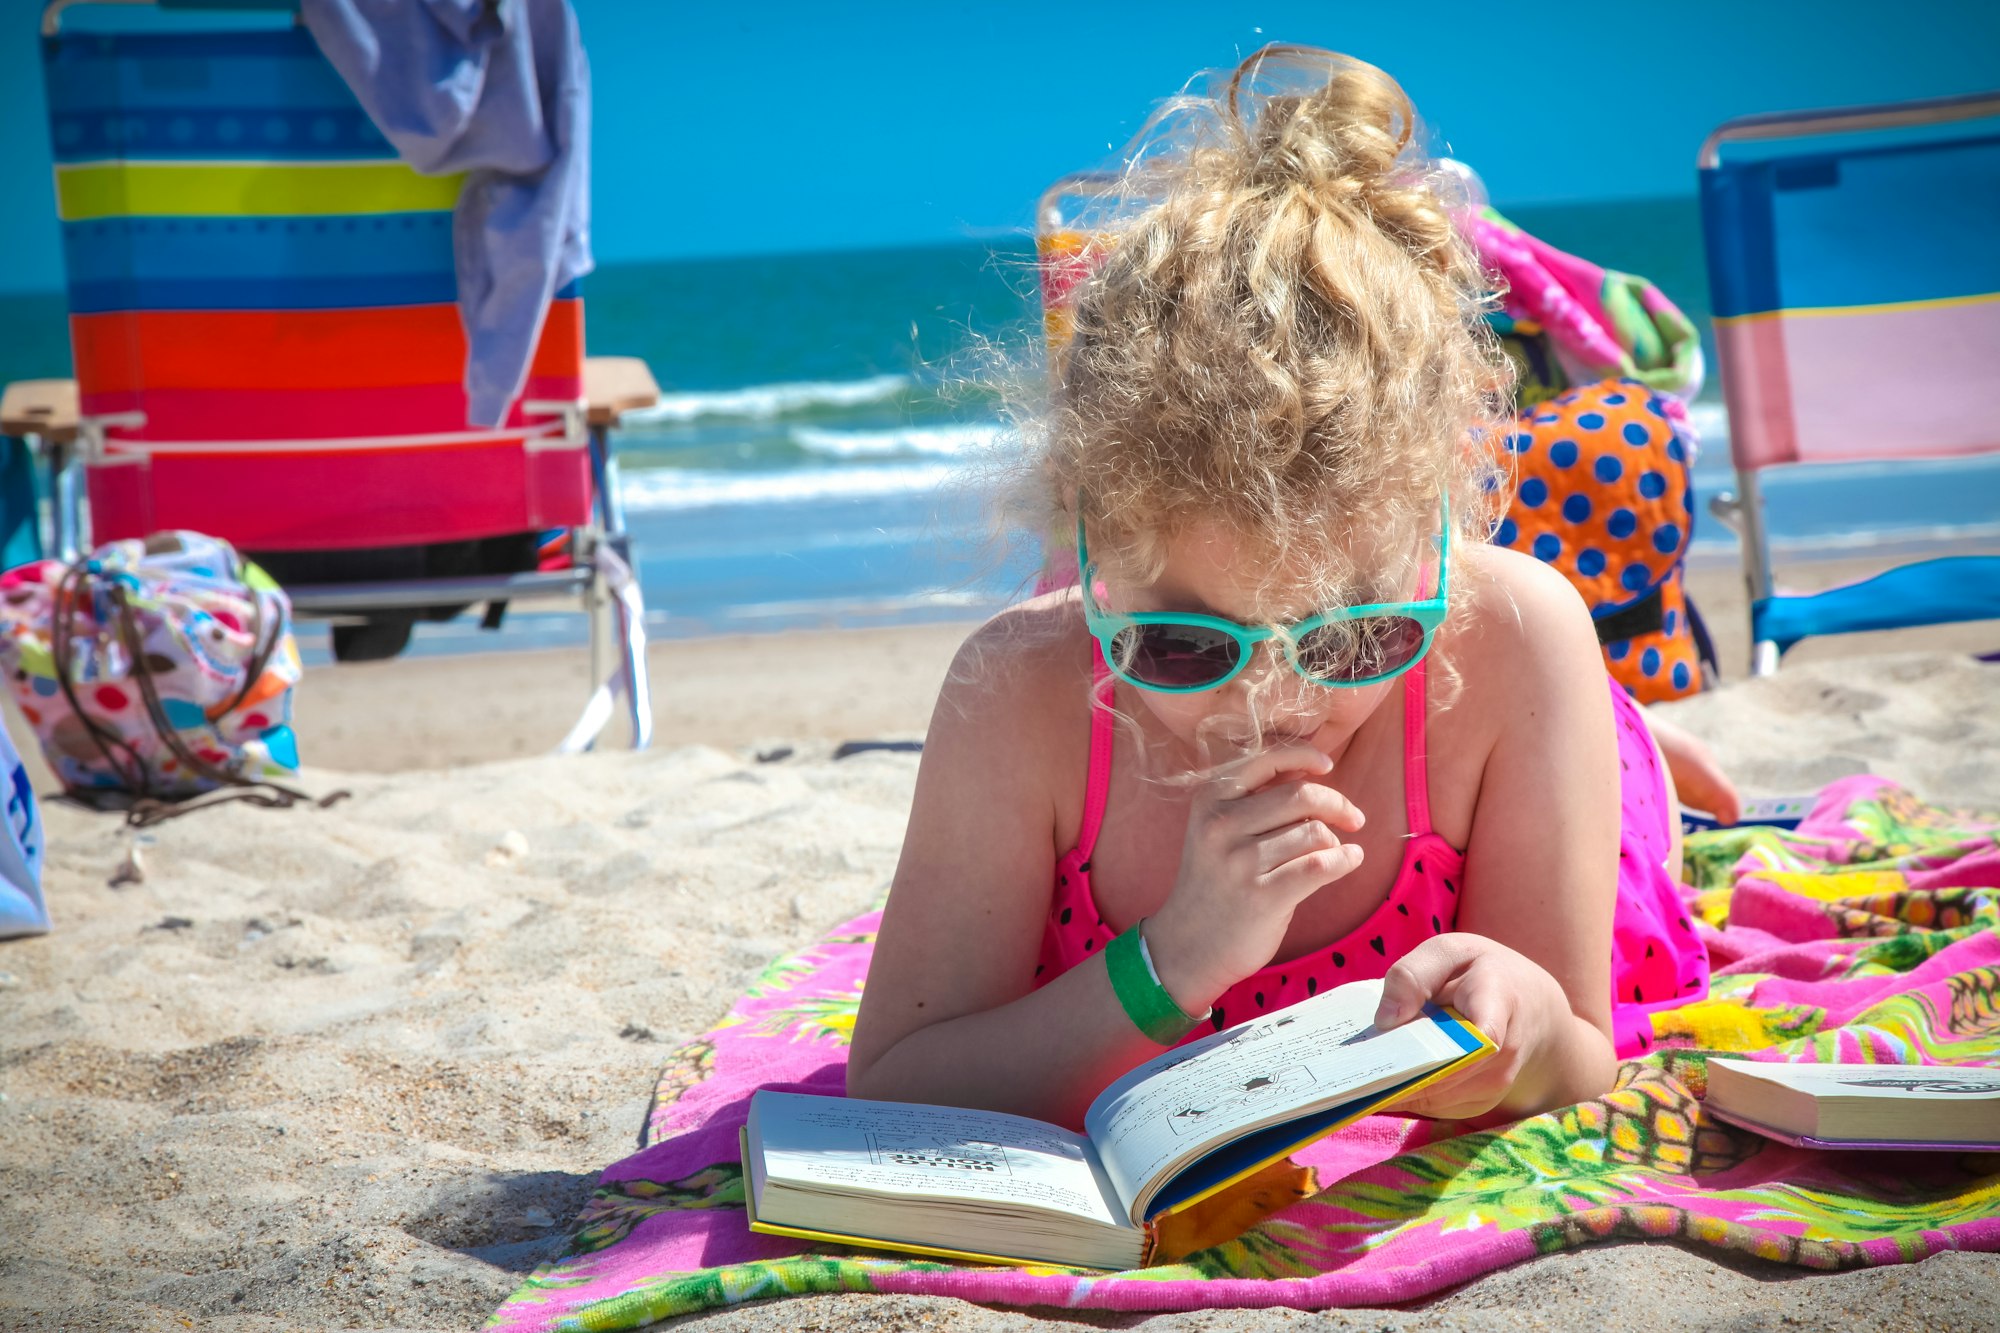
[9, 0, 655, 749]
[1699, 91, 2000, 675]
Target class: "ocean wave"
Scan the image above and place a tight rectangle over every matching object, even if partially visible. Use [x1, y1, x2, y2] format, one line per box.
[623, 373, 912, 425]
[791, 422, 1009, 459]
[619, 462, 964, 512]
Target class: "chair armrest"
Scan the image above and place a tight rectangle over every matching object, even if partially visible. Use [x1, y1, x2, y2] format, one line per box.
[583, 356, 661, 430]
[0, 378, 79, 445]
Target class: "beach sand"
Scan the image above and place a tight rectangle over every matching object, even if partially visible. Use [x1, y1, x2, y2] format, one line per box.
[3, 567, 1998, 1332]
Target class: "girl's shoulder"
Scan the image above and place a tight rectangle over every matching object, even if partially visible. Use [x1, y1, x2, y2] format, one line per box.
[949, 586, 1096, 709]
[923, 588, 1096, 814]
[1441, 541, 1612, 726]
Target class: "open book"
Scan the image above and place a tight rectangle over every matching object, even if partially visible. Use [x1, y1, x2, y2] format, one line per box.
[1705, 1059, 2000, 1150]
[742, 977, 1491, 1270]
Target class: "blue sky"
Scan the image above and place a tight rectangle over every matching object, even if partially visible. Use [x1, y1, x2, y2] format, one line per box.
[1, 0, 1995, 292]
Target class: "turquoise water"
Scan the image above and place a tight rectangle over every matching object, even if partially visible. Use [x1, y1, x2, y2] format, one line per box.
[3, 195, 1996, 653]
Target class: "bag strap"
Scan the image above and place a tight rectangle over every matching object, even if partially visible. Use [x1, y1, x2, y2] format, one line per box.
[105, 581, 347, 828]
[49, 561, 154, 796]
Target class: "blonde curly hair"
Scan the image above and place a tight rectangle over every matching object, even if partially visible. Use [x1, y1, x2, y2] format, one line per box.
[1030, 44, 1512, 614]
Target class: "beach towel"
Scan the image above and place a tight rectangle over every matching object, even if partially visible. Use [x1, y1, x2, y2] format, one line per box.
[1471, 206, 1706, 415]
[488, 774, 2000, 1329]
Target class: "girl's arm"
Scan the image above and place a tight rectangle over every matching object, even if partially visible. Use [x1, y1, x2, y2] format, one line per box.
[1376, 552, 1621, 1120]
[846, 615, 1170, 1128]
[849, 608, 1368, 1128]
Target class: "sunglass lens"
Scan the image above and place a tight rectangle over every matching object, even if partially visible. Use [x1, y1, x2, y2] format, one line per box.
[1113, 623, 1241, 689]
[1294, 616, 1427, 684]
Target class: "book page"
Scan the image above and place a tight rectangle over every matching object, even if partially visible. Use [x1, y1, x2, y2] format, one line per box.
[1084, 979, 1470, 1215]
[750, 1091, 1129, 1228]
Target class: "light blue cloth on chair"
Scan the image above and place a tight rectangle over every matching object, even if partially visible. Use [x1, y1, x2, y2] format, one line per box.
[301, 0, 593, 427]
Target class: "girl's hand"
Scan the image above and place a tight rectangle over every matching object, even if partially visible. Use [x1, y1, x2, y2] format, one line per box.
[1644, 710, 1741, 826]
[1372, 934, 1574, 1122]
[1144, 744, 1366, 1013]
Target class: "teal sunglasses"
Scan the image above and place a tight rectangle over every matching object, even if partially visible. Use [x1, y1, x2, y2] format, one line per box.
[1077, 501, 1451, 693]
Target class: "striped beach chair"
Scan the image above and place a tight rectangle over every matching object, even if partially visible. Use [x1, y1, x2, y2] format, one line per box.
[11, 0, 654, 749]
[1699, 91, 2000, 674]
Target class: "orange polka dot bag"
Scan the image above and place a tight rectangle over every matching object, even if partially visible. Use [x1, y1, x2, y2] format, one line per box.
[1492, 378, 1714, 702]
[0, 532, 308, 813]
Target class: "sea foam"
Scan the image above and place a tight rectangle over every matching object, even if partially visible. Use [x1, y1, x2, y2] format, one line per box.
[618, 461, 963, 512]
[790, 422, 1008, 459]
[624, 374, 912, 425]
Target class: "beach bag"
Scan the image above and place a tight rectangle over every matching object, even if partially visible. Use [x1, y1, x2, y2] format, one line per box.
[1492, 378, 1713, 702]
[0, 532, 325, 824]
[0, 719, 47, 939]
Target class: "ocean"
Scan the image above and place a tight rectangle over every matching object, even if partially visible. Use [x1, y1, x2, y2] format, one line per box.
[2, 195, 1996, 656]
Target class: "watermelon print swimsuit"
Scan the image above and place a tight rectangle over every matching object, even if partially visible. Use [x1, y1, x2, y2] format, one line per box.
[1034, 650, 1708, 1058]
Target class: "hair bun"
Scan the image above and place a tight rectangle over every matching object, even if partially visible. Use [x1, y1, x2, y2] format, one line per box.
[1097, 44, 1465, 277]
[1228, 46, 1414, 198]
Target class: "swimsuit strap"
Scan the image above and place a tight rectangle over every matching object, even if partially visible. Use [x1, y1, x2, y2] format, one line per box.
[1077, 646, 1117, 862]
[1403, 654, 1432, 838]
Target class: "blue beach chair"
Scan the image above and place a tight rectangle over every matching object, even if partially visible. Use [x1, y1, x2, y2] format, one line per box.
[1698, 91, 2000, 674]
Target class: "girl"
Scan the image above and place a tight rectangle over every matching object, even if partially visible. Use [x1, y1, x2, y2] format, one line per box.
[848, 46, 1736, 1132]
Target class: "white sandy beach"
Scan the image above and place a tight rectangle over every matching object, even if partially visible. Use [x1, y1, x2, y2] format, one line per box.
[3, 586, 1999, 1331]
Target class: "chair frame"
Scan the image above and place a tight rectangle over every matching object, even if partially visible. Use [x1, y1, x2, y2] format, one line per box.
[1697, 89, 2000, 676]
[11, 0, 657, 752]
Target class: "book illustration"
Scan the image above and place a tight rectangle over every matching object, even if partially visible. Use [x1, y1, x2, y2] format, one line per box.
[1167, 1064, 1317, 1136]
[868, 1133, 1014, 1175]
[1151, 1017, 1291, 1076]
[1833, 1075, 2000, 1095]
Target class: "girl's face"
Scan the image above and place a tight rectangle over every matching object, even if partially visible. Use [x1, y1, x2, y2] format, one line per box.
[1097, 518, 1409, 766]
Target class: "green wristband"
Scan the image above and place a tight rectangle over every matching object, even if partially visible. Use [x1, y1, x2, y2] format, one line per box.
[1105, 921, 1208, 1046]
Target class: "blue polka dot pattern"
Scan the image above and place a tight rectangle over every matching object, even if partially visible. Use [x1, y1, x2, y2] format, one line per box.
[1672, 661, 1691, 690]
[1641, 647, 1662, 677]
[1607, 639, 1631, 662]
[1666, 437, 1685, 462]
[1494, 378, 1704, 704]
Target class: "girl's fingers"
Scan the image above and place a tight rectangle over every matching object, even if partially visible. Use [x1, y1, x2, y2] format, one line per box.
[1373, 934, 1481, 1029]
[1255, 819, 1347, 875]
[1225, 774, 1364, 837]
[1259, 841, 1363, 900]
[1207, 743, 1333, 800]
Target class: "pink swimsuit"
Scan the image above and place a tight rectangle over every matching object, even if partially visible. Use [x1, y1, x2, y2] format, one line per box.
[1034, 651, 1707, 1058]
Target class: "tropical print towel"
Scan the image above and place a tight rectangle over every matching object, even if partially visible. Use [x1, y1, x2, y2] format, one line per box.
[489, 775, 2000, 1330]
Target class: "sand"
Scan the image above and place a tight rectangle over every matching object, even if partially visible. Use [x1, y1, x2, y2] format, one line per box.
[3, 599, 1999, 1331]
